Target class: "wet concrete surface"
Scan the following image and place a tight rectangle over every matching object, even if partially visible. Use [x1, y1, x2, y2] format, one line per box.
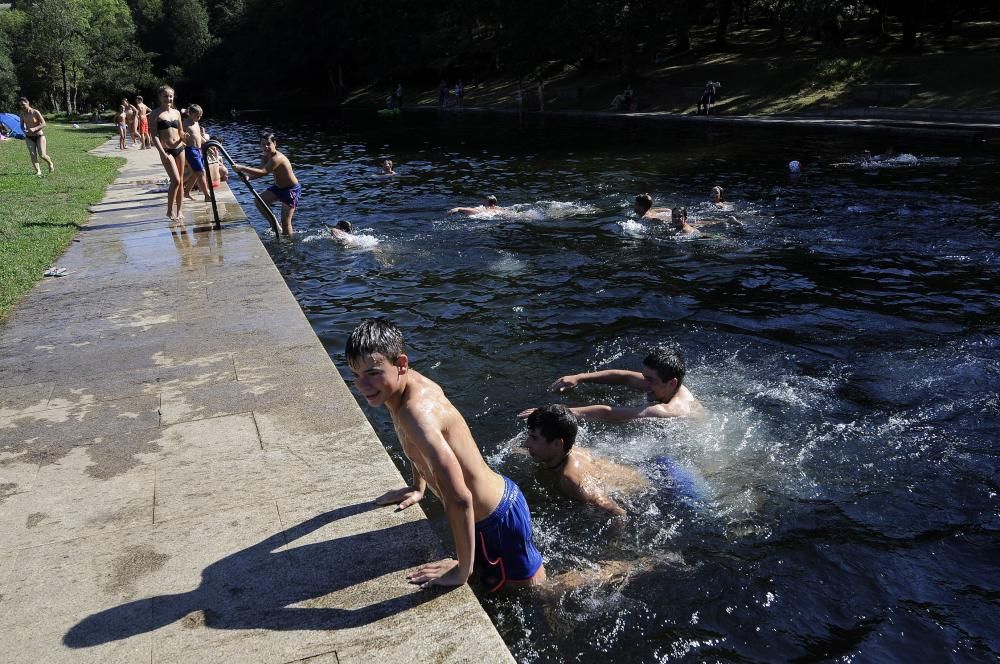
[0, 141, 513, 663]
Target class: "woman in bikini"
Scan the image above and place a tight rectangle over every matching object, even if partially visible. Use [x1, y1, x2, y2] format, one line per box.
[151, 85, 187, 222]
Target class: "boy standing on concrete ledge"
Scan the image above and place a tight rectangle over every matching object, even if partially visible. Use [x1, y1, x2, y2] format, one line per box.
[346, 318, 546, 591]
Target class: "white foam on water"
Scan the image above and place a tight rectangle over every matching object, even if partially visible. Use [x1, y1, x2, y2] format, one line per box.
[619, 219, 645, 236]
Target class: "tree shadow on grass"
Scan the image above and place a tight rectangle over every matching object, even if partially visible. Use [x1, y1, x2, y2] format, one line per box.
[63, 502, 449, 648]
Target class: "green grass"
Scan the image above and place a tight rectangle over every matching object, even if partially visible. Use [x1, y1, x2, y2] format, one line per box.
[0, 124, 123, 318]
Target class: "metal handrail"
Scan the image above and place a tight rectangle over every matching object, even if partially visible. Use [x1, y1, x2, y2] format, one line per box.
[202, 139, 280, 235]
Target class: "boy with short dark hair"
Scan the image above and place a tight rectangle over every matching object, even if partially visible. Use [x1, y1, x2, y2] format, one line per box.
[233, 133, 300, 236]
[347, 318, 546, 591]
[183, 105, 211, 202]
[520, 346, 701, 422]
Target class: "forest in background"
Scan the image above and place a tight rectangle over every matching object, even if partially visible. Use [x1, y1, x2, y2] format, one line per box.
[1, 0, 999, 115]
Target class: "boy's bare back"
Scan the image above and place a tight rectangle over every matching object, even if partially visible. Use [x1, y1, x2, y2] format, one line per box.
[393, 369, 505, 520]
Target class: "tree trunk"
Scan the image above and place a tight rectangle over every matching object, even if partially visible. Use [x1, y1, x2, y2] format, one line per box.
[900, 1, 924, 51]
[715, 0, 733, 46]
[60, 59, 71, 116]
[673, 0, 692, 54]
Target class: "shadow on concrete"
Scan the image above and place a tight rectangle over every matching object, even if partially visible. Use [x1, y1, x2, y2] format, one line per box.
[63, 502, 445, 648]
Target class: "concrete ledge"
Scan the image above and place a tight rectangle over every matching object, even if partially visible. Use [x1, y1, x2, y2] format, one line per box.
[0, 140, 514, 663]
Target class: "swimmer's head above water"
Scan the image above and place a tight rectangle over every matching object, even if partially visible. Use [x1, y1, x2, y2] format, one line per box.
[642, 345, 686, 403]
[335, 220, 352, 233]
[710, 186, 724, 204]
[525, 404, 578, 466]
[634, 193, 653, 216]
[382, 159, 395, 174]
[669, 207, 689, 231]
[484, 195, 498, 208]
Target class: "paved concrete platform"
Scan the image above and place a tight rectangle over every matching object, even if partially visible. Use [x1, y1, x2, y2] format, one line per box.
[0, 142, 514, 663]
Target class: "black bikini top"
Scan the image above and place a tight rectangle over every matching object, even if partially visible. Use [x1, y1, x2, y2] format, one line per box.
[156, 118, 180, 131]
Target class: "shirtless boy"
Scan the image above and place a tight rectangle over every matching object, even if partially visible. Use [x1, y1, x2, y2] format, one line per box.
[347, 318, 545, 591]
[18, 97, 55, 175]
[135, 96, 152, 149]
[525, 405, 649, 516]
[520, 346, 701, 422]
[182, 105, 211, 202]
[233, 133, 300, 236]
[633, 193, 670, 220]
[448, 194, 500, 216]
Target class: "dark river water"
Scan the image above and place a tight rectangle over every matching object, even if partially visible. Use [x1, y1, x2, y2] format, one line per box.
[212, 112, 999, 662]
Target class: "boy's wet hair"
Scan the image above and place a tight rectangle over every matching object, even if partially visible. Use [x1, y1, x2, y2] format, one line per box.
[526, 404, 578, 451]
[485, 195, 498, 206]
[157, 85, 174, 96]
[670, 207, 687, 221]
[346, 318, 404, 368]
[711, 185, 723, 200]
[260, 132, 276, 145]
[643, 345, 686, 385]
[635, 193, 653, 214]
[335, 220, 352, 233]
[17, 96, 28, 104]
[188, 104, 203, 117]
[136, 95, 144, 102]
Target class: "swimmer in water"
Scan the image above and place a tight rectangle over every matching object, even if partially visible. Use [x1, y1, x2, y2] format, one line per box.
[633, 193, 671, 220]
[448, 194, 502, 216]
[381, 159, 397, 175]
[709, 186, 725, 207]
[525, 405, 649, 516]
[668, 207, 696, 234]
[520, 346, 701, 422]
[327, 220, 353, 244]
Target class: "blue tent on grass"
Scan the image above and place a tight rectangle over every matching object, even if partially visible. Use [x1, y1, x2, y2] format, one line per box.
[0, 112, 25, 138]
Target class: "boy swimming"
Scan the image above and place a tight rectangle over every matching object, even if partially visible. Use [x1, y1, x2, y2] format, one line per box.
[448, 194, 502, 216]
[633, 193, 671, 220]
[520, 346, 701, 422]
[233, 133, 301, 236]
[347, 318, 545, 591]
[525, 405, 701, 514]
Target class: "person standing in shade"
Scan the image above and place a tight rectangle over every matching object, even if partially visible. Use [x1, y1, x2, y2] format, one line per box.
[17, 97, 55, 176]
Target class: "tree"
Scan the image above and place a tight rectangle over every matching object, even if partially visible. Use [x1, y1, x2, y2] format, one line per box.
[25, 0, 89, 113]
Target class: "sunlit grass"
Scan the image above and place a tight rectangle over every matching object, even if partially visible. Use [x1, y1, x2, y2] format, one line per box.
[0, 124, 122, 318]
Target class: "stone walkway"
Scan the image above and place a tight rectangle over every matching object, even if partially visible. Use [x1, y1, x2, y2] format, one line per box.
[0, 142, 513, 663]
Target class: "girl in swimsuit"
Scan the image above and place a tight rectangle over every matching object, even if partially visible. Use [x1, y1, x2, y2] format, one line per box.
[151, 85, 187, 222]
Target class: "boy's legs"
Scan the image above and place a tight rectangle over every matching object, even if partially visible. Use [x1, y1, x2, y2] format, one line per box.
[280, 203, 295, 236]
[37, 136, 54, 172]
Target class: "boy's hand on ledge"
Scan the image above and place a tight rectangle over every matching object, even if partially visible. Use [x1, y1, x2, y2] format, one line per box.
[407, 559, 466, 589]
[375, 486, 424, 510]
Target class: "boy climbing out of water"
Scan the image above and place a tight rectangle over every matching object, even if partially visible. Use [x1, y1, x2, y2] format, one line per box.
[18, 97, 55, 176]
[524, 405, 700, 515]
[233, 133, 301, 236]
[520, 345, 701, 423]
[347, 318, 546, 591]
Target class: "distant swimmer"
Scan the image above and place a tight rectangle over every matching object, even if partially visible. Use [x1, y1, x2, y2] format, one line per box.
[380, 159, 397, 175]
[633, 193, 671, 220]
[709, 186, 725, 207]
[520, 346, 701, 423]
[327, 220, 353, 243]
[233, 132, 301, 236]
[448, 194, 502, 216]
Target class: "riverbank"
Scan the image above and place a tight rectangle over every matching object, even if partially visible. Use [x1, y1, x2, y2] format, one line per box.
[0, 124, 122, 318]
[0, 141, 514, 663]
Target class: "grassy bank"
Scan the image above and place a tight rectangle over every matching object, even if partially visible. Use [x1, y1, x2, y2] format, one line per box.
[0, 124, 122, 318]
[345, 19, 1000, 116]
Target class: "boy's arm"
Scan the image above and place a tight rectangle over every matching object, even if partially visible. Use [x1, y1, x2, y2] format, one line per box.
[234, 160, 271, 179]
[375, 461, 427, 510]
[549, 369, 647, 392]
[561, 476, 626, 517]
[569, 403, 678, 423]
[400, 413, 475, 588]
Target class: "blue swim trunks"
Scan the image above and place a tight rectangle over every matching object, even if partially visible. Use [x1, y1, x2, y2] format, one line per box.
[650, 455, 702, 503]
[266, 183, 302, 209]
[185, 146, 205, 173]
[475, 475, 543, 592]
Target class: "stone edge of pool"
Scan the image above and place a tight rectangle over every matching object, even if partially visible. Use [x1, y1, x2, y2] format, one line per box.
[0, 140, 515, 664]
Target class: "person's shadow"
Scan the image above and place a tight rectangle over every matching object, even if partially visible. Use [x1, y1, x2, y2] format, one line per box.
[64, 502, 446, 648]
